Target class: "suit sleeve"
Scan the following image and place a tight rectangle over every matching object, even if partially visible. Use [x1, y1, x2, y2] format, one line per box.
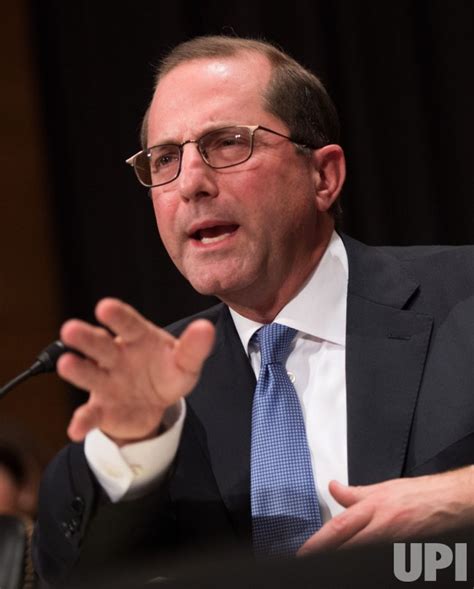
[32, 442, 178, 586]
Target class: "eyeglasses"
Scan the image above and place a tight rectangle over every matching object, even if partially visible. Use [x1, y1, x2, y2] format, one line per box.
[126, 125, 317, 188]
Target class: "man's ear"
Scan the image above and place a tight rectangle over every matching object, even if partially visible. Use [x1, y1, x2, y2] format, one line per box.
[312, 145, 346, 212]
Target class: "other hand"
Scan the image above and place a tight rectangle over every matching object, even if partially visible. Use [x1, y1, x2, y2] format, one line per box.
[298, 467, 474, 555]
[57, 298, 215, 445]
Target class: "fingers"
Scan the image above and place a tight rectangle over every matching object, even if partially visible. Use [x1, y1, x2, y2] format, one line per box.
[61, 298, 174, 366]
[299, 474, 474, 557]
[328, 480, 361, 508]
[297, 502, 374, 555]
[175, 319, 215, 375]
[57, 352, 108, 391]
[68, 403, 103, 442]
[57, 300, 215, 443]
[329, 479, 387, 507]
[61, 319, 119, 369]
[298, 480, 391, 554]
[95, 298, 161, 344]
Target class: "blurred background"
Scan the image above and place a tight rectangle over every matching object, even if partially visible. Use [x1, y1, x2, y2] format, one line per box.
[0, 0, 473, 472]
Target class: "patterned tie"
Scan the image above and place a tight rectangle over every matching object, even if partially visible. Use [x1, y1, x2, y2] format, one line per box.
[250, 323, 322, 557]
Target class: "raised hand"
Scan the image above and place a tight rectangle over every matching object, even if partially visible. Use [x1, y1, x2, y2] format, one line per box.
[57, 298, 215, 445]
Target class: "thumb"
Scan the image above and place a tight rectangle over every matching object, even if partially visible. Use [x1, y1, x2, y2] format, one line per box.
[328, 480, 362, 507]
[174, 319, 215, 374]
[67, 403, 103, 442]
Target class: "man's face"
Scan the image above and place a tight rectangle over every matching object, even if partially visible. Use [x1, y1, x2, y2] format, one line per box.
[147, 53, 330, 312]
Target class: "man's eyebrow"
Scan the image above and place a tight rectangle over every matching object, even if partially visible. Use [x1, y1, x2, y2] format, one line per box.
[148, 123, 243, 147]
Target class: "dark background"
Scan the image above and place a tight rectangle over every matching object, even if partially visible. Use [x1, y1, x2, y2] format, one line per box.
[1, 0, 473, 458]
[30, 0, 474, 325]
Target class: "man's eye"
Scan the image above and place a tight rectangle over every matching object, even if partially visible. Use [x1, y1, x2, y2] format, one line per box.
[223, 134, 246, 147]
[207, 133, 248, 151]
[220, 135, 243, 147]
[150, 151, 179, 170]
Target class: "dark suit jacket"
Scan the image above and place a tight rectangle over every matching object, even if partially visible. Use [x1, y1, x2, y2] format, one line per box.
[33, 235, 474, 585]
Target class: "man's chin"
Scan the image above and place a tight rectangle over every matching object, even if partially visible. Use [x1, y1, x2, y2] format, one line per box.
[187, 273, 248, 300]
[188, 279, 232, 299]
[182, 257, 260, 300]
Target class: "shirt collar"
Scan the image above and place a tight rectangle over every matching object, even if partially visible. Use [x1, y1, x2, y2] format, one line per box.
[229, 231, 348, 352]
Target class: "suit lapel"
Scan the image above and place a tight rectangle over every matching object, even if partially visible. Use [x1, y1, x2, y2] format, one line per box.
[186, 235, 435, 525]
[187, 306, 255, 538]
[342, 235, 433, 484]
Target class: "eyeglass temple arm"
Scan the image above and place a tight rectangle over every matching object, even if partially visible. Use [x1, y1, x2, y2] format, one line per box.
[125, 151, 143, 166]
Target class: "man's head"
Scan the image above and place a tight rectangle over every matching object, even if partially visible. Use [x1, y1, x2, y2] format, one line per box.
[141, 36, 340, 162]
[134, 36, 345, 321]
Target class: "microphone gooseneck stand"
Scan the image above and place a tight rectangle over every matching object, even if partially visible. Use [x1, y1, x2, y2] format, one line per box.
[0, 340, 73, 399]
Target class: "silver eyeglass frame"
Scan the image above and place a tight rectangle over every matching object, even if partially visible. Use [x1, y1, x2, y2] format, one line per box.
[125, 124, 317, 188]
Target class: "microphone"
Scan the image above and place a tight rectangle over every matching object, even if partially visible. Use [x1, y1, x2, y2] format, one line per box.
[0, 340, 75, 399]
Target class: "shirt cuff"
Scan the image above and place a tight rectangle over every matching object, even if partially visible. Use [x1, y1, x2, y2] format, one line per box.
[84, 399, 186, 502]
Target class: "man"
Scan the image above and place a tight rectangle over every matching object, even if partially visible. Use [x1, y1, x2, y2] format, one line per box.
[33, 36, 474, 585]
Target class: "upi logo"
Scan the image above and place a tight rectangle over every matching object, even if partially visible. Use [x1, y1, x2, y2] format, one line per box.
[393, 543, 467, 582]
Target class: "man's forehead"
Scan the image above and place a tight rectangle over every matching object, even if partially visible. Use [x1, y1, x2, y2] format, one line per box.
[153, 52, 271, 98]
[147, 53, 272, 142]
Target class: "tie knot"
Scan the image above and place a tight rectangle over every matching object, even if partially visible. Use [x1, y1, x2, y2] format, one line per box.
[254, 323, 297, 365]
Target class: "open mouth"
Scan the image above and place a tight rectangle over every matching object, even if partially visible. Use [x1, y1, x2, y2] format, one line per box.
[191, 224, 239, 244]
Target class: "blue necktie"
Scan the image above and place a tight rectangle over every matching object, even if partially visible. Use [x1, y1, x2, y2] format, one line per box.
[250, 323, 322, 557]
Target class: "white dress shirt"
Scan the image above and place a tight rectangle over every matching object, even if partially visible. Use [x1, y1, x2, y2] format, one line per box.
[85, 231, 349, 522]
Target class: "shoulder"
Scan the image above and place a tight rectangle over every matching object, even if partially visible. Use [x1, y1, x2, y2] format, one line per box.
[342, 233, 474, 316]
[342, 232, 474, 278]
[378, 243, 474, 264]
[342, 232, 474, 262]
[378, 244, 474, 294]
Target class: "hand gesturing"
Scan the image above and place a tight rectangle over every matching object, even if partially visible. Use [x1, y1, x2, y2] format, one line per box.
[57, 298, 215, 445]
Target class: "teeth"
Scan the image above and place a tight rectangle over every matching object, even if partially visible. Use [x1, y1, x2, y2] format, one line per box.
[201, 232, 232, 244]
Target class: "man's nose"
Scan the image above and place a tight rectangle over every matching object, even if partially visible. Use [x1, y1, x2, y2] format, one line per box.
[177, 143, 218, 201]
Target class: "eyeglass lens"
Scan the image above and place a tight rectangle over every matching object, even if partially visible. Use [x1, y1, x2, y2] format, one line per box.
[134, 126, 254, 187]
